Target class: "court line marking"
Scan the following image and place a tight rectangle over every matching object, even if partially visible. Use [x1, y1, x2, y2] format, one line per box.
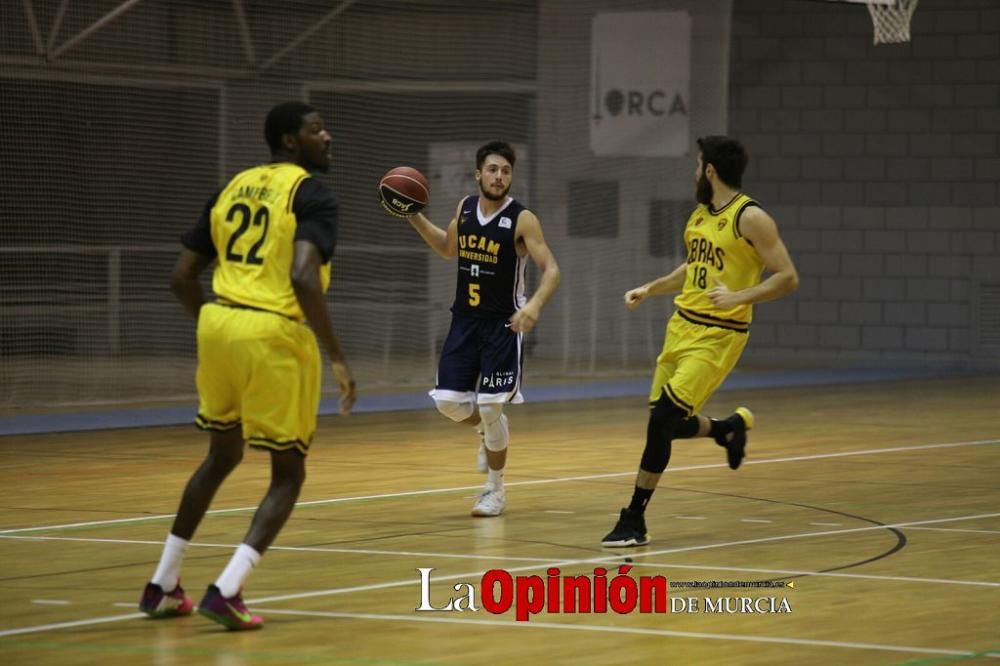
[0, 535, 556, 563]
[741, 518, 773, 523]
[0, 613, 144, 637]
[4, 601, 996, 660]
[248, 609, 1000, 659]
[243, 512, 1000, 607]
[2, 512, 998, 638]
[604, 512, 1000, 563]
[2, 533, 997, 589]
[31, 600, 70, 606]
[904, 526, 1000, 535]
[244, 512, 1000, 605]
[1, 438, 996, 536]
[624, 563, 1000, 588]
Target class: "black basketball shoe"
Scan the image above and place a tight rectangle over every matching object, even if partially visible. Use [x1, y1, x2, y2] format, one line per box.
[713, 406, 754, 470]
[601, 508, 650, 547]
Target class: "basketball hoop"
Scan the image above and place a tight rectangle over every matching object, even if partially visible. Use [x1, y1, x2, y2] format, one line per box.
[866, 0, 919, 44]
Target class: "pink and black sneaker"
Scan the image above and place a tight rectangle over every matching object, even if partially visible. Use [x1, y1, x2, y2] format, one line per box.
[138, 581, 194, 618]
[197, 585, 263, 630]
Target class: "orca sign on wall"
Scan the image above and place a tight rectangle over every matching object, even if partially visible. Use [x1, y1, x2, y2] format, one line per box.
[590, 11, 691, 157]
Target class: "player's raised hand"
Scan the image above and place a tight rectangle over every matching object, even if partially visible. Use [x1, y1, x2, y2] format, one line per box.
[624, 286, 650, 310]
[330, 361, 356, 415]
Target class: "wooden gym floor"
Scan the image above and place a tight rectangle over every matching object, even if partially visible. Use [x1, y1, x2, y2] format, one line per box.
[0, 374, 998, 665]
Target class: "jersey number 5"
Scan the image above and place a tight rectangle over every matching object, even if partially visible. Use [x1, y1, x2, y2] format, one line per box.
[224, 203, 270, 265]
[468, 283, 480, 307]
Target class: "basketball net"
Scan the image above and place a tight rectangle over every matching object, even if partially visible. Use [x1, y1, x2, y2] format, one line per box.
[866, 0, 919, 44]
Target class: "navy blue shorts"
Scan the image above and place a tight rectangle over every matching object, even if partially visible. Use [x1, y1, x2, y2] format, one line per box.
[430, 313, 524, 405]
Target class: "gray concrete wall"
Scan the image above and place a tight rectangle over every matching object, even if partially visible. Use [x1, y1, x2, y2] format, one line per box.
[729, 0, 1000, 367]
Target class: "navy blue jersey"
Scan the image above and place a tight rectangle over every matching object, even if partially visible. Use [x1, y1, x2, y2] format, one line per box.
[451, 196, 527, 319]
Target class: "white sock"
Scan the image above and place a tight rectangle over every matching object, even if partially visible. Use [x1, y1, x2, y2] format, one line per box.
[150, 533, 188, 591]
[214, 543, 262, 598]
[487, 466, 505, 492]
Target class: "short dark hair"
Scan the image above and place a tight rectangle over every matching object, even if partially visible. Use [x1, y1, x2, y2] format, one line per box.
[264, 101, 316, 153]
[696, 136, 748, 188]
[476, 141, 516, 170]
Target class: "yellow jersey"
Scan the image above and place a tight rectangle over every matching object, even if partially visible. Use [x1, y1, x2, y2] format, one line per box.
[194, 163, 335, 321]
[673, 194, 765, 330]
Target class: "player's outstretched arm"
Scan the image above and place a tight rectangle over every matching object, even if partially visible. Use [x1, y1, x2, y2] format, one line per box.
[707, 206, 799, 309]
[509, 211, 560, 334]
[405, 198, 462, 259]
[291, 240, 356, 415]
[169, 249, 214, 319]
[625, 262, 687, 310]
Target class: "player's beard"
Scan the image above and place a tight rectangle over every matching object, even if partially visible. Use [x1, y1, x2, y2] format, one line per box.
[480, 181, 510, 201]
[306, 143, 332, 173]
[695, 173, 713, 205]
[311, 150, 331, 173]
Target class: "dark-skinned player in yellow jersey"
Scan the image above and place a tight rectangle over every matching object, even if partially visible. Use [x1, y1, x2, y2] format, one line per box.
[602, 136, 799, 547]
[138, 102, 356, 628]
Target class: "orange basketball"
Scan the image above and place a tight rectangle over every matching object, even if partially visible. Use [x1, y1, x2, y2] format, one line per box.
[379, 166, 430, 217]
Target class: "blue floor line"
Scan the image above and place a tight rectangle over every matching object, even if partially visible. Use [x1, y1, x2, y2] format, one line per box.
[0, 366, 985, 436]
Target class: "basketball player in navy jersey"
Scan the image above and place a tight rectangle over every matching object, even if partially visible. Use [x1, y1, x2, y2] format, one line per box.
[403, 141, 560, 516]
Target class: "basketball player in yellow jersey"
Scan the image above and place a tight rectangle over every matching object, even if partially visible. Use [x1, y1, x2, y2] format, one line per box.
[602, 136, 799, 547]
[138, 102, 356, 629]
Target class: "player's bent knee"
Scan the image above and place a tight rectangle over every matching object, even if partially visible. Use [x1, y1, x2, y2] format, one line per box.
[640, 441, 672, 474]
[640, 393, 687, 473]
[478, 403, 508, 451]
[478, 403, 504, 426]
[271, 449, 306, 486]
[435, 399, 474, 423]
[649, 393, 687, 436]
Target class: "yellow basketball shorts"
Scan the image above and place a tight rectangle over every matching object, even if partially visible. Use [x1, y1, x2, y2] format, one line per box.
[648, 311, 749, 415]
[194, 303, 321, 455]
